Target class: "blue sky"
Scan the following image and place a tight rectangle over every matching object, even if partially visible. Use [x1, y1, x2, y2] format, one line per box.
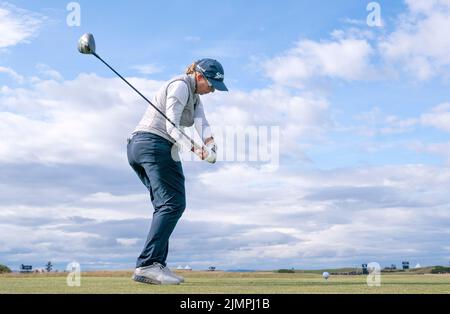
[1, 0, 450, 272]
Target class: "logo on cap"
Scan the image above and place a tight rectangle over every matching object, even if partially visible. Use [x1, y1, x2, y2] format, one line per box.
[214, 72, 224, 80]
[197, 64, 206, 73]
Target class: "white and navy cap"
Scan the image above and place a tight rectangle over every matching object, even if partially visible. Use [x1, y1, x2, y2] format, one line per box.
[195, 58, 228, 91]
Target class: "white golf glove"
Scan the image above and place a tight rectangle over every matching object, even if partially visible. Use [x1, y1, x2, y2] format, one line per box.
[204, 141, 217, 164]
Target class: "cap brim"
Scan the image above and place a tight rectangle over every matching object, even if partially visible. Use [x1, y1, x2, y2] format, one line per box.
[208, 78, 228, 91]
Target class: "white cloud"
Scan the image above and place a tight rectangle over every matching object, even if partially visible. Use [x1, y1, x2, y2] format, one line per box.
[82, 192, 147, 204]
[131, 64, 163, 75]
[261, 0, 450, 84]
[186, 163, 450, 226]
[344, 102, 450, 138]
[36, 63, 63, 81]
[410, 141, 450, 165]
[0, 73, 162, 167]
[0, 203, 147, 223]
[379, 0, 450, 80]
[1, 160, 449, 269]
[0, 3, 44, 48]
[334, 103, 450, 164]
[262, 37, 375, 86]
[0, 66, 24, 83]
[351, 107, 418, 136]
[420, 102, 450, 132]
[404, 0, 450, 15]
[179, 163, 450, 268]
[204, 87, 332, 163]
[116, 238, 140, 247]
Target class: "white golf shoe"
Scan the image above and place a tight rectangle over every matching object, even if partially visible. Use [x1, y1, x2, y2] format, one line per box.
[132, 262, 181, 285]
[162, 267, 185, 283]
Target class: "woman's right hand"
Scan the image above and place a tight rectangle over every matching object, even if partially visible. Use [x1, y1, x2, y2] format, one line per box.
[191, 144, 216, 163]
[191, 145, 208, 160]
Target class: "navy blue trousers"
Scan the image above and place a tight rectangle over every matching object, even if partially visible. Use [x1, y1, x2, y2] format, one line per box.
[127, 132, 186, 268]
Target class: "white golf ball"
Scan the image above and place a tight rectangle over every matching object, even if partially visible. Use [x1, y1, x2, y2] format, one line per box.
[322, 272, 330, 280]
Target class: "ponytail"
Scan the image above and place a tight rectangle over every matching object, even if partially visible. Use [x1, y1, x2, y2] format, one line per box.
[185, 62, 197, 75]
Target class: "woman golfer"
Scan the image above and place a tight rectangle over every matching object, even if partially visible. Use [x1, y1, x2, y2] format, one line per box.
[127, 59, 228, 284]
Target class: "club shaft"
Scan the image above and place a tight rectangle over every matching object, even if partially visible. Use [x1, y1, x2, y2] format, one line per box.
[92, 52, 203, 150]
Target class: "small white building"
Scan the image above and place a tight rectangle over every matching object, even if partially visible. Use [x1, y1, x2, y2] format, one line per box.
[177, 265, 183, 270]
[184, 265, 192, 271]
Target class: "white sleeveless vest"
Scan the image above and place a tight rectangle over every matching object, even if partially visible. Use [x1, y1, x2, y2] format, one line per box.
[133, 74, 199, 143]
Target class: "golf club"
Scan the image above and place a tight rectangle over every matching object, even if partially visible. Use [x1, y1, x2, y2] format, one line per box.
[77, 33, 204, 152]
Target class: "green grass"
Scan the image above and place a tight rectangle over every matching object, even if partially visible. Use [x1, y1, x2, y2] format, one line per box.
[0, 271, 449, 294]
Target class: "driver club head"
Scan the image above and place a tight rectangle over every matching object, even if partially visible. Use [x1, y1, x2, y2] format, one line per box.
[78, 33, 96, 55]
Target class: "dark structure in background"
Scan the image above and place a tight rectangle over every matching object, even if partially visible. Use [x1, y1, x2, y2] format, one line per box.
[362, 264, 368, 275]
[402, 261, 410, 270]
[46, 261, 53, 272]
[20, 264, 33, 273]
[383, 264, 397, 271]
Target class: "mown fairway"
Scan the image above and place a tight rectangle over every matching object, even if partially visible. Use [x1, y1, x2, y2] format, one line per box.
[0, 271, 449, 294]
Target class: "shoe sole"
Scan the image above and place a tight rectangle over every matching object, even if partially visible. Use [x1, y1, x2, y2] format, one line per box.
[132, 274, 180, 285]
[132, 274, 162, 285]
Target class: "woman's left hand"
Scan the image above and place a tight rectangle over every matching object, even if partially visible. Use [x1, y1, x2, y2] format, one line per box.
[204, 141, 217, 164]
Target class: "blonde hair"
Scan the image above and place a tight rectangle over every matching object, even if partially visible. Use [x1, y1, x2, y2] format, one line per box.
[185, 62, 197, 75]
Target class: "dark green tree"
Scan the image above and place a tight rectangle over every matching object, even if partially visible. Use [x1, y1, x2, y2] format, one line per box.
[0, 264, 12, 273]
[46, 261, 53, 272]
